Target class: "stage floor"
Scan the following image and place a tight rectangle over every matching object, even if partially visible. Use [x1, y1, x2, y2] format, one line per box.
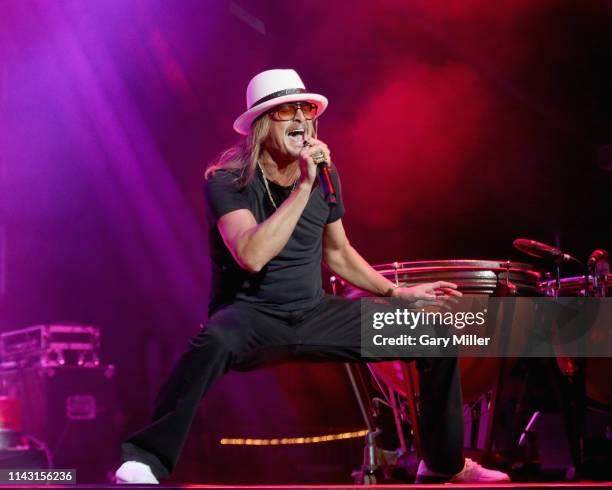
[1, 483, 611, 489]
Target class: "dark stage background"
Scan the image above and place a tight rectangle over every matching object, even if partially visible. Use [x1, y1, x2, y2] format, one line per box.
[1, 0, 611, 483]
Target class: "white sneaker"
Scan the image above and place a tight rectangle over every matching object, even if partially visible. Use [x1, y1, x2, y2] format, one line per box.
[415, 458, 510, 484]
[115, 461, 159, 484]
[448, 458, 511, 483]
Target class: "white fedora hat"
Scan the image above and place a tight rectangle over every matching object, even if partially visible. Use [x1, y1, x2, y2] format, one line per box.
[233, 69, 328, 135]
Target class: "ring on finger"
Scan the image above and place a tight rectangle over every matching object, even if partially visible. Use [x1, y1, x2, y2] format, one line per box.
[312, 150, 326, 164]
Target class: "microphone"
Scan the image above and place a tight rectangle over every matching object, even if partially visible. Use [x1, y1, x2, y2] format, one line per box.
[318, 162, 337, 206]
[513, 238, 581, 264]
[304, 141, 336, 206]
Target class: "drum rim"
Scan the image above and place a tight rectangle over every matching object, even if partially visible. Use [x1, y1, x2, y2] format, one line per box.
[373, 259, 543, 279]
[540, 273, 612, 287]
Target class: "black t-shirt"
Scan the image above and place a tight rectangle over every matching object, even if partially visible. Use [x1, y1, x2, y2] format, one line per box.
[203, 164, 344, 313]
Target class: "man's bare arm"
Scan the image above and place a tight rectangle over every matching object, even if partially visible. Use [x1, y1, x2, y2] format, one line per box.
[323, 219, 394, 295]
[322, 219, 397, 295]
[323, 219, 461, 300]
[218, 181, 312, 273]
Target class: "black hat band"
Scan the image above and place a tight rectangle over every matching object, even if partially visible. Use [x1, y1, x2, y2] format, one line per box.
[250, 88, 307, 109]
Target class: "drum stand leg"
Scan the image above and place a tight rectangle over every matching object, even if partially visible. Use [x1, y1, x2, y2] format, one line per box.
[344, 363, 384, 484]
[345, 362, 423, 484]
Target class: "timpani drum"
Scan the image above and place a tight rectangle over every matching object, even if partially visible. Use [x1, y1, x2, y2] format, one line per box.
[342, 259, 543, 403]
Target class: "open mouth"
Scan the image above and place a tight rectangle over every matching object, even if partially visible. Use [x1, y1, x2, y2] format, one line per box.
[287, 128, 305, 145]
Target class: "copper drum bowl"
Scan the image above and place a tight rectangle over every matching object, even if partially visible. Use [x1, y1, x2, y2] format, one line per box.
[342, 259, 542, 404]
[540, 274, 612, 407]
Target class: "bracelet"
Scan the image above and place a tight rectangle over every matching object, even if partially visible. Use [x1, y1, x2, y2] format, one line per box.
[384, 284, 398, 297]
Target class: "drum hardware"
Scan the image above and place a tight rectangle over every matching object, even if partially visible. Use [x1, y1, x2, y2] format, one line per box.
[361, 429, 383, 484]
[538, 249, 612, 408]
[518, 411, 540, 447]
[392, 262, 400, 287]
[379, 260, 422, 460]
[336, 250, 610, 479]
[344, 364, 376, 434]
[380, 261, 422, 456]
[528, 248, 612, 478]
[345, 361, 420, 484]
[386, 388, 409, 454]
[344, 259, 543, 405]
[336, 301, 376, 482]
[329, 275, 347, 297]
[541, 272, 556, 297]
[496, 261, 518, 296]
[330, 276, 338, 296]
[333, 276, 420, 484]
[515, 410, 542, 475]
[364, 366, 414, 455]
[339, 293, 389, 483]
[344, 363, 386, 484]
[338, 259, 544, 480]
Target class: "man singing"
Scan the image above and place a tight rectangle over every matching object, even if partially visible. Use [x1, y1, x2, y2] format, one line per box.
[115, 69, 510, 484]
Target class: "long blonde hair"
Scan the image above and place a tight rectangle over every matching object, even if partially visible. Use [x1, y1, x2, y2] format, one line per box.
[204, 116, 272, 187]
[205, 114, 318, 188]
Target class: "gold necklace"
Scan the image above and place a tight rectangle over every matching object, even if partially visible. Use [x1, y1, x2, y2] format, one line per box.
[258, 162, 298, 210]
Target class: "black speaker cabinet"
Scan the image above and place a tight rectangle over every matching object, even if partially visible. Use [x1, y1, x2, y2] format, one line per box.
[0, 365, 120, 483]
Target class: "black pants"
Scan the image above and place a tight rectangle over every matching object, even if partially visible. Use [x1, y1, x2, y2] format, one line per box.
[122, 295, 464, 479]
